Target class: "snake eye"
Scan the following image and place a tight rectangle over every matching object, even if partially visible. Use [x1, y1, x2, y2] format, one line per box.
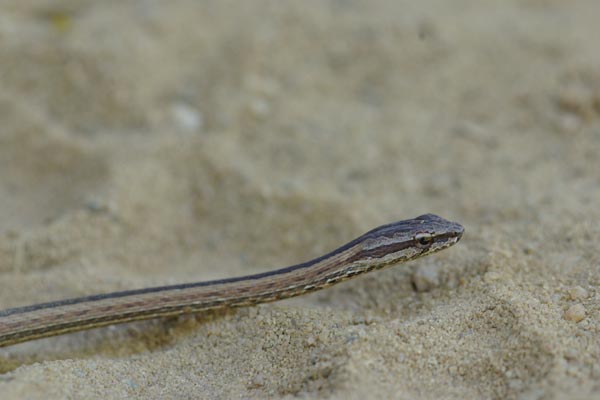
[415, 232, 433, 248]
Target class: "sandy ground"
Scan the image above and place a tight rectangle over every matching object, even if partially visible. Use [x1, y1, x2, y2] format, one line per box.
[0, 1, 599, 399]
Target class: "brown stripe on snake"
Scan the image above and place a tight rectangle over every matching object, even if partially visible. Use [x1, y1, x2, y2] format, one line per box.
[0, 214, 463, 347]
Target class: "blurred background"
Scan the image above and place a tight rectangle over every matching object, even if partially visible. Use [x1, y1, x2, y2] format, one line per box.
[0, 1, 599, 399]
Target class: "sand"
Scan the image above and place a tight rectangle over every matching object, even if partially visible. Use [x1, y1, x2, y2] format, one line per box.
[0, 1, 599, 399]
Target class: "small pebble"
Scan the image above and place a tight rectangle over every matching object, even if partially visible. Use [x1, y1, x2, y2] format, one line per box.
[568, 286, 588, 301]
[248, 98, 270, 118]
[171, 102, 203, 131]
[483, 271, 501, 283]
[412, 263, 441, 292]
[247, 374, 265, 389]
[508, 378, 524, 391]
[563, 349, 578, 361]
[564, 304, 586, 322]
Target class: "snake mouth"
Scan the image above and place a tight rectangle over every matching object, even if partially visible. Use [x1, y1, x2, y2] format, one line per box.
[451, 222, 465, 241]
[456, 228, 464, 241]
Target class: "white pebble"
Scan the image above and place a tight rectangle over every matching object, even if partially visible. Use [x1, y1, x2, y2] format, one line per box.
[249, 98, 270, 118]
[412, 263, 441, 292]
[568, 286, 588, 300]
[483, 271, 501, 283]
[564, 304, 586, 322]
[171, 102, 203, 131]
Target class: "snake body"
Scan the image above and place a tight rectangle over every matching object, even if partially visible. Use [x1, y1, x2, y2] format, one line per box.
[0, 214, 463, 347]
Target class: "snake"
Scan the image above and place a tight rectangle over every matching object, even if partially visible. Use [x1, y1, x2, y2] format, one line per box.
[0, 214, 463, 347]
